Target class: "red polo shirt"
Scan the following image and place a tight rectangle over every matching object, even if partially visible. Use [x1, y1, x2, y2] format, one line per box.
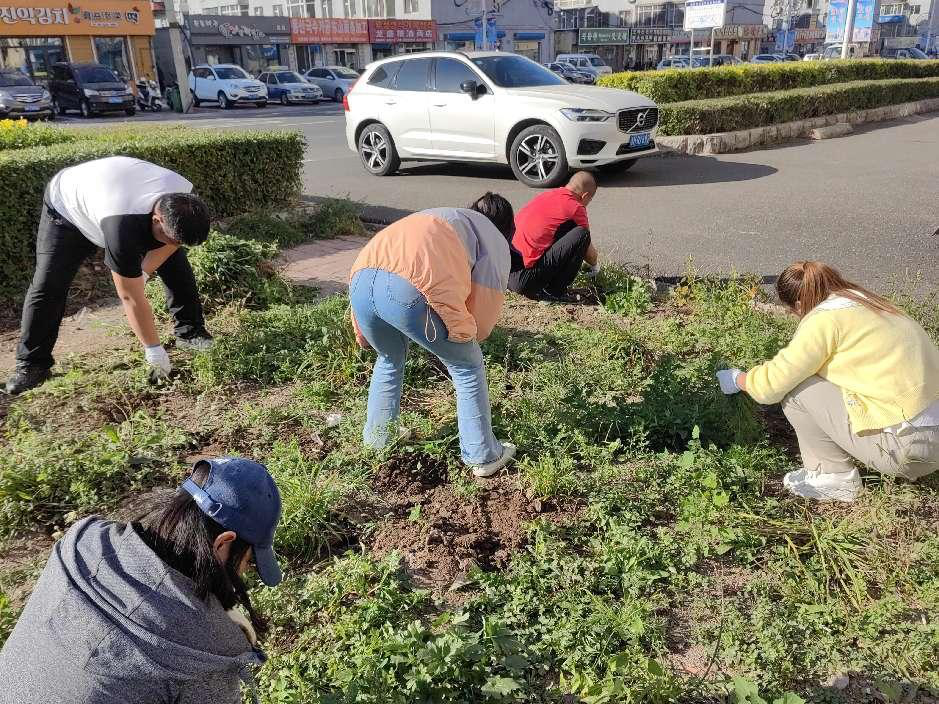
[512, 188, 590, 268]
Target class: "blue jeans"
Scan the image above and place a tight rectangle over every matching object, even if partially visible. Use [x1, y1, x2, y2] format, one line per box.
[349, 268, 503, 465]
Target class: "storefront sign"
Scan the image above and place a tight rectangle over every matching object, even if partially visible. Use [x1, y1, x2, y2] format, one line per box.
[713, 24, 767, 40]
[0, 0, 154, 36]
[877, 14, 905, 22]
[630, 27, 685, 44]
[577, 27, 629, 45]
[290, 17, 368, 44]
[794, 28, 825, 42]
[684, 0, 726, 30]
[368, 19, 435, 43]
[187, 15, 290, 44]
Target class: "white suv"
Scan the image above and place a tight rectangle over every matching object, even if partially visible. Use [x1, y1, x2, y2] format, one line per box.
[188, 64, 267, 109]
[344, 51, 658, 188]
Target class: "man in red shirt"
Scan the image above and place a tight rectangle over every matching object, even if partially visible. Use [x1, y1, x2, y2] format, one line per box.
[508, 171, 599, 300]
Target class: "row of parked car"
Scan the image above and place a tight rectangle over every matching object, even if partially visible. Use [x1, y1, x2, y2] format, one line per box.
[187, 63, 360, 108]
[0, 62, 137, 120]
[656, 45, 932, 69]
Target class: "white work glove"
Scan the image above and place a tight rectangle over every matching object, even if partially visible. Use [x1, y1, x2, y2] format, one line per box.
[144, 344, 172, 380]
[716, 368, 743, 395]
[142, 271, 150, 284]
[585, 263, 601, 278]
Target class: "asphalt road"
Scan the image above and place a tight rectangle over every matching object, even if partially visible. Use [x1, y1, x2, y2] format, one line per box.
[73, 102, 939, 289]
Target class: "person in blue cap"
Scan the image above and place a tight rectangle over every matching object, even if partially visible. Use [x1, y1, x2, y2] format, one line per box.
[0, 457, 282, 704]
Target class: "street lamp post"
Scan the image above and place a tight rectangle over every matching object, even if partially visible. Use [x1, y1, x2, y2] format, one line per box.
[840, 0, 858, 58]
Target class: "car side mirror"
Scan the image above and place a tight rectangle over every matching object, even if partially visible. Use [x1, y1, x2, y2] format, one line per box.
[460, 79, 478, 97]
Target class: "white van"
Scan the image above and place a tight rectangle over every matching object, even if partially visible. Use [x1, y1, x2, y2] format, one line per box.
[555, 53, 612, 75]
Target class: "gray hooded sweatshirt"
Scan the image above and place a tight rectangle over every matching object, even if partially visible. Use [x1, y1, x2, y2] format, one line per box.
[0, 517, 263, 704]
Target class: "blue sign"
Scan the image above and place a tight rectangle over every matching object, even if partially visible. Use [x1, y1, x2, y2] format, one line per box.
[825, 0, 876, 43]
[473, 16, 497, 47]
[775, 29, 796, 51]
[878, 14, 905, 22]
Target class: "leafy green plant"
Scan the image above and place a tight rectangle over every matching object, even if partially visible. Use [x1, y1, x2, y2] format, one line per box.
[598, 59, 939, 103]
[220, 200, 364, 248]
[590, 266, 654, 316]
[0, 412, 187, 534]
[0, 119, 79, 151]
[655, 77, 939, 135]
[729, 677, 806, 704]
[0, 126, 304, 302]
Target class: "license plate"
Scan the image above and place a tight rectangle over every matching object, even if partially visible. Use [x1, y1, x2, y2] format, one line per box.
[25, 105, 39, 112]
[629, 132, 651, 149]
[109, 97, 123, 103]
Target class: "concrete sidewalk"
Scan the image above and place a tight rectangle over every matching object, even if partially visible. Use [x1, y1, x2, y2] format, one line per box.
[277, 235, 367, 296]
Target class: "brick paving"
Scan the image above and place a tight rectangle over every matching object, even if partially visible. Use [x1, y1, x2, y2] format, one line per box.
[277, 235, 367, 296]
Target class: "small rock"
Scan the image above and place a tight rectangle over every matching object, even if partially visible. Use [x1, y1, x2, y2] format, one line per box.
[528, 499, 543, 513]
[426, 529, 444, 545]
[822, 674, 850, 690]
[325, 412, 343, 427]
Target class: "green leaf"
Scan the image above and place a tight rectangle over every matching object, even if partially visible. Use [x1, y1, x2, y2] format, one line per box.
[481, 675, 522, 698]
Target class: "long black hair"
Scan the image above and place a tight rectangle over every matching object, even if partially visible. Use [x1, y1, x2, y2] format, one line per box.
[469, 192, 515, 241]
[134, 462, 268, 639]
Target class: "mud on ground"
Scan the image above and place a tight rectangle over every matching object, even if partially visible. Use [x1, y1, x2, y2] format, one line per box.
[361, 453, 581, 598]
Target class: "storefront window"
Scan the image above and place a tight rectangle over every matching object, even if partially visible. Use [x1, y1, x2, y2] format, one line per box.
[0, 38, 65, 82]
[241, 44, 283, 75]
[638, 5, 654, 26]
[94, 37, 130, 80]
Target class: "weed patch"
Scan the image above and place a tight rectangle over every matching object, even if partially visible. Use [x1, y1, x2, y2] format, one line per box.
[220, 200, 365, 248]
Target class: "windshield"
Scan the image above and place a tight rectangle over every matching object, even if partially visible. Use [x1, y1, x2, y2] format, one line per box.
[910, 47, 928, 58]
[0, 72, 32, 87]
[277, 71, 305, 83]
[589, 57, 606, 67]
[333, 67, 359, 79]
[472, 55, 565, 88]
[215, 66, 249, 80]
[78, 66, 120, 83]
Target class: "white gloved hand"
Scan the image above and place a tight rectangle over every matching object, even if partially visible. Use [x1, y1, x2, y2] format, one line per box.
[717, 369, 743, 395]
[585, 264, 601, 278]
[142, 271, 150, 284]
[144, 344, 172, 380]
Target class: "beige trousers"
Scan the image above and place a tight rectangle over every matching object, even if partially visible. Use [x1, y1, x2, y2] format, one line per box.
[781, 376, 939, 481]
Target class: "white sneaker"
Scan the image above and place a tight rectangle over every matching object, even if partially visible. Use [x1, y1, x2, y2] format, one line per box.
[470, 442, 517, 478]
[783, 468, 861, 503]
[177, 335, 214, 352]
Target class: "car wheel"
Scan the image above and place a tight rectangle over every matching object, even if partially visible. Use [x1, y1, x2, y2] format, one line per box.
[218, 91, 230, 109]
[256, 101, 267, 108]
[510, 124, 568, 188]
[599, 158, 637, 173]
[334, 87, 344, 102]
[80, 100, 94, 118]
[280, 93, 290, 105]
[125, 108, 136, 117]
[53, 98, 66, 116]
[358, 123, 400, 177]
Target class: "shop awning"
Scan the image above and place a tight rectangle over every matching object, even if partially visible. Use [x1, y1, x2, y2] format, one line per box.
[514, 32, 545, 40]
[445, 30, 506, 40]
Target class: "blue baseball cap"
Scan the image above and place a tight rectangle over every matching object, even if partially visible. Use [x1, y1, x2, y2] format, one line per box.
[180, 457, 283, 587]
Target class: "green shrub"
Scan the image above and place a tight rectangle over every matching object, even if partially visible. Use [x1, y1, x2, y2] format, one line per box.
[146, 231, 310, 314]
[657, 77, 939, 135]
[0, 411, 188, 534]
[0, 126, 304, 302]
[599, 59, 939, 103]
[0, 119, 79, 151]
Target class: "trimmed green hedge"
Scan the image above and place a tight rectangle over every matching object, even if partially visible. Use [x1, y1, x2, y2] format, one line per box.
[0, 127, 304, 302]
[600, 59, 939, 103]
[657, 77, 939, 135]
[0, 120, 79, 151]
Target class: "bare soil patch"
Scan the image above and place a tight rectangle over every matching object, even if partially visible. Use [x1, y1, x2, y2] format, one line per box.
[362, 453, 580, 596]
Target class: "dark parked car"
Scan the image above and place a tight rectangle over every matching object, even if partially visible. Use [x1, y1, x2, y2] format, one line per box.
[880, 47, 929, 59]
[49, 62, 135, 118]
[0, 70, 53, 120]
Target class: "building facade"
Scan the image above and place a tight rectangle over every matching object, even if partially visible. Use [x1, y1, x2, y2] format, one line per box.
[431, 0, 557, 63]
[0, 0, 156, 83]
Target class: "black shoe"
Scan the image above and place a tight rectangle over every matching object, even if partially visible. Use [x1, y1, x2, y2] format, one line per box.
[4, 365, 51, 395]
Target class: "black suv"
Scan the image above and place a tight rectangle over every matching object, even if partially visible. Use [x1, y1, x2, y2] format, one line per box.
[49, 62, 135, 118]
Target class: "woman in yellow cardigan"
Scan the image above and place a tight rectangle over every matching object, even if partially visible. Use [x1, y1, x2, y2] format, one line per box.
[717, 261, 939, 502]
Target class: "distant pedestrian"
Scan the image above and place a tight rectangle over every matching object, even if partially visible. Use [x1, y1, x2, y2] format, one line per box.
[0, 457, 283, 704]
[509, 170, 600, 302]
[6, 156, 214, 395]
[718, 261, 939, 502]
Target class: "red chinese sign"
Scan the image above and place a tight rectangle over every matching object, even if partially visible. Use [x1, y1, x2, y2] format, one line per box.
[290, 17, 368, 44]
[368, 19, 436, 43]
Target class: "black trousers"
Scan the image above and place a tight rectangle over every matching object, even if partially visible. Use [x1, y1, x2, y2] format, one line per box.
[16, 205, 206, 370]
[508, 220, 591, 298]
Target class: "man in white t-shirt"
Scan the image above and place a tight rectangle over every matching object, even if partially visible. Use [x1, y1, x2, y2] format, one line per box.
[6, 156, 213, 395]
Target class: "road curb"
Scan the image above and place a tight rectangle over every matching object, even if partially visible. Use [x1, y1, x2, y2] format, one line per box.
[655, 98, 939, 155]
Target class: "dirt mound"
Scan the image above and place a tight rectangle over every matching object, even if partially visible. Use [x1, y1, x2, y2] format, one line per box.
[364, 454, 579, 596]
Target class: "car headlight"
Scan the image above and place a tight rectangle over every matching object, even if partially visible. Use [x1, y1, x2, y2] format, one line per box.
[560, 108, 612, 122]
[84, 88, 100, 97]
[41, 90, 51, 100]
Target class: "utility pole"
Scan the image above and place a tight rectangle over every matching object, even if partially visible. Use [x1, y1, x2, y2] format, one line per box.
[165, 0, 193, 112]
[480, 0, 489, 50]
[925, 0, 937, 53]
[841, 0, 858, 58]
